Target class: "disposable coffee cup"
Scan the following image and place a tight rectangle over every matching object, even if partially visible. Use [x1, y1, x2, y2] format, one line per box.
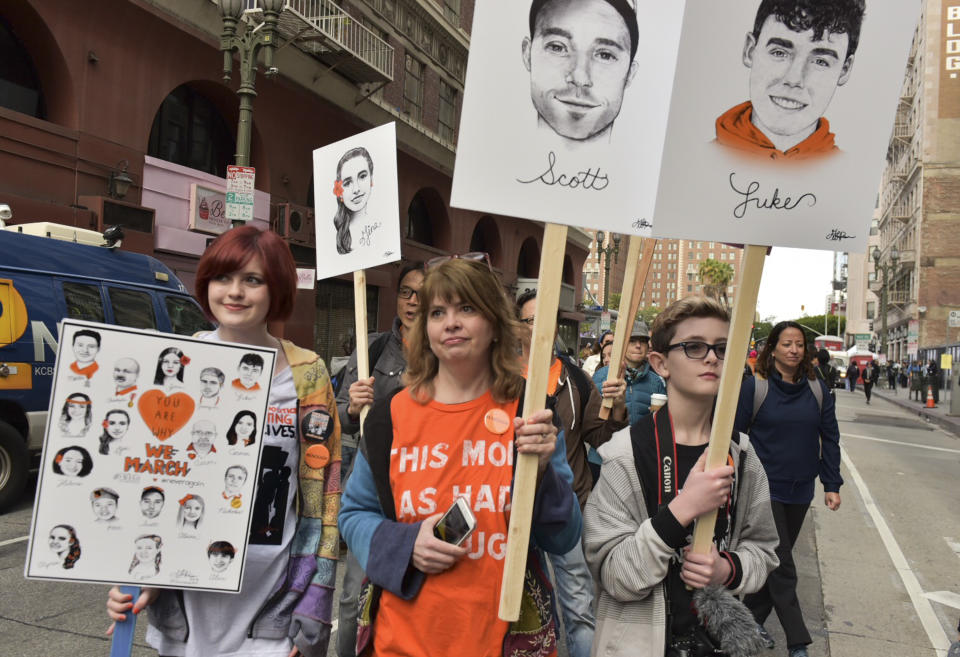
[649, 394, 667, 412]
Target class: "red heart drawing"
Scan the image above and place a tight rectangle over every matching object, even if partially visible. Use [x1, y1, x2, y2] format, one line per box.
[138, 390, 195, 441]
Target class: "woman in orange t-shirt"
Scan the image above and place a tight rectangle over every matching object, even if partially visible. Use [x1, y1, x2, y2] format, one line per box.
[340, 256, 581, 657]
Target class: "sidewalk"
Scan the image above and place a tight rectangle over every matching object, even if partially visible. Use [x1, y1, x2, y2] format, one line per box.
[871, 387, 960, 436]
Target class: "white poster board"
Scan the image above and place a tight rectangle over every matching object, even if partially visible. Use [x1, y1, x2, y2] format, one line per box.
[312, 123, 401, 279]
[652, 0, 919, 252]
[25, 320, 276, 593]
[451, 0, 685, 237]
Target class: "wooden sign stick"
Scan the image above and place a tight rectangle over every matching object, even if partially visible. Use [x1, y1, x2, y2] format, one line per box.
[499, 223, 568, 621]
[354, 270, 371, 433]
[599, 238, 658, 419]
[690, 245, 767, 554]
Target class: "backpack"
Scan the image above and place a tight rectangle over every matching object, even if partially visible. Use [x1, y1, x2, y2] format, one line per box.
[750, 376, 823, 427]
[333, 332, 391, 395]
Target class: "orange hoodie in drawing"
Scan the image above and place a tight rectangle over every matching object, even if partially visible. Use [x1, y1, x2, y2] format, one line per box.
[716, 101, 838, 162]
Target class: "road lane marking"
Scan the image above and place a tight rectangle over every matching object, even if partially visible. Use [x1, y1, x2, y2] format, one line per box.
[0, 535, 28, 548]
[946, 538, 960, 558]
[842, 449, 951, 655]
[925, 591, 960, 611]
[841, 433, 960, 454]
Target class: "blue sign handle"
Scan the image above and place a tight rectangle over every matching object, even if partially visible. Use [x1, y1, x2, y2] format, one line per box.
[109, 585, 140, 657]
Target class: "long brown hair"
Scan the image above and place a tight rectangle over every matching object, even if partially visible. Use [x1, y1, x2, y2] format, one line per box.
[756, 321, 815, 381]
[403, 259, 524, 403]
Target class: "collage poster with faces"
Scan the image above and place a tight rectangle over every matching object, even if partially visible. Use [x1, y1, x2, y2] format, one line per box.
[312, 122, 402, 280]
[25, 320, 277, 593]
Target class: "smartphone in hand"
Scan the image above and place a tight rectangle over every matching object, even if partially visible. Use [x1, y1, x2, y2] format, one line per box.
[433, 496, 477, 546]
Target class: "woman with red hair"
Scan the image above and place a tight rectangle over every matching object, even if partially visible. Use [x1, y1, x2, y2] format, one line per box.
[106, 225, 341, 657]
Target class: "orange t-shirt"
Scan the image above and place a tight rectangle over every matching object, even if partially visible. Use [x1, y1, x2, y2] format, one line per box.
[716, 101, 838, 161]
[373, 389, 519, 657]
[521, 357, 563, 396]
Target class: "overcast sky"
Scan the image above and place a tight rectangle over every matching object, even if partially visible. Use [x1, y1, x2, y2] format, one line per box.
[755, 247, 836, 323]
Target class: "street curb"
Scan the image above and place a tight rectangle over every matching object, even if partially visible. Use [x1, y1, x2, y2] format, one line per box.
[872, 390, 960, 437]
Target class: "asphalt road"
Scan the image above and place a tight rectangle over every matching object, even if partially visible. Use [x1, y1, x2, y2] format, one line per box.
[1, 388, 957, 656]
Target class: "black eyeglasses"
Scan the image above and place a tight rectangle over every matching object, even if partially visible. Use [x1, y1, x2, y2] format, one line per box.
[398, 286, 420, 300]
[426, 252, 492, 271]
[667, 341, 727, 360]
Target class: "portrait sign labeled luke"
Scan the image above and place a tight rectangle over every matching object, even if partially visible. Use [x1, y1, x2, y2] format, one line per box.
[652, 0, 920, 252]
[312, 122, 401, 281]
[451, 0, 685, 237]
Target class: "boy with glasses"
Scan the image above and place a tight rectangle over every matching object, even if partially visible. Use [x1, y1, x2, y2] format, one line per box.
[584, 296, 778, 656]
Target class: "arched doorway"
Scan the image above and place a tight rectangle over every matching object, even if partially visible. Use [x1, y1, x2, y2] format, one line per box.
[517, 237, 540, 278]
[0, 17, 45, 119]
[406, 187, 450, 250]
[147, 84, 235, 178]
[469, 215, 502, 267]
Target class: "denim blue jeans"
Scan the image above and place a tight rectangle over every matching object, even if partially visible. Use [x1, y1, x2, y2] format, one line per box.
[547, 540, 596, 657]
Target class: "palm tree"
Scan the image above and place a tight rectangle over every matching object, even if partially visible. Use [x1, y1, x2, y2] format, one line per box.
[698, 258, 735, 307]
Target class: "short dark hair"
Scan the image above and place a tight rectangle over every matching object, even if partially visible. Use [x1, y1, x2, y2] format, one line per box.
[208, 541, 236, 557]
[239, 353, 264, 370]
[141, 486, 165, 501]
[514, 289, 562, 324]
[398, 262, 425, 291]
[73, 329, 101, 347]
[529, 0, 640, 60]
[753, 0, 866, 58]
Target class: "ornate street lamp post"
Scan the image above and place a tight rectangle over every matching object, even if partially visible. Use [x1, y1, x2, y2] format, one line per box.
[596, 230, 622, 311]
[219, 0, 284, 168]
[872, 245, 900, 359]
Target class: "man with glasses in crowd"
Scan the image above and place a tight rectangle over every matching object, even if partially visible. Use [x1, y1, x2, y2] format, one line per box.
[592, 318, 666, 425]
[517, 290, 627, 657]
[335, 261, 424, 657]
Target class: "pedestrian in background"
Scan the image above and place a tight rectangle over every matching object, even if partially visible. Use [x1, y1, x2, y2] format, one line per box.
[334, 262, 423, 657]
[887, 362, 897, 393]
[592, 320, 665, 425]
[339, 257, 580, 657]
[927, 358, 941, 404]
[582, 330, 613, 378]
[735, 321, 843, 657]
[909, 361, 925, 401]
[862, 359, 877, 404]
[814, 349, 837, 397]
[106, 226, 341, 657]
[845, 360, 859, 393]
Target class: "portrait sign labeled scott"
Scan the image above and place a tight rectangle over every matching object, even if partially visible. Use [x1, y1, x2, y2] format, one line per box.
[451, 0, 685, 237]
[312, 123, 401, 279]
[652, 0, 920, 252]
[25, 320, 276, 593]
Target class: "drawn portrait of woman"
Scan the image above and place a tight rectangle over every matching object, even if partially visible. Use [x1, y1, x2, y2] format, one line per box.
[153, 347, 189, 390]
[225, 410, 257, 447]
[58, 393, 93, 437]
[128, 534, 162, 580]
[332, 146, 375, 255]
[98, 409, 130, 455]
[176, 494, 205, 534]
[48, 524, 81, 569]
[52, 446, 94, 478]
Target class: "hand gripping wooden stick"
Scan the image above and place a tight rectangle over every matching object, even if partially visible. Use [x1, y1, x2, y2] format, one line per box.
[354, 270, 371, 434]
[498, 223, 568, 621]
[599, 238, 658, 419]
[690, 245, 767, 554]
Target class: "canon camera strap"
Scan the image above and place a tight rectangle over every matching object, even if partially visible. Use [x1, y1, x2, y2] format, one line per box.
[653, 407, 679, 512]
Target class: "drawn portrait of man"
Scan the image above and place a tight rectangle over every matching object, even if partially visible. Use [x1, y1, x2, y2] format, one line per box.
[715, 0, 865, 161]
[521, 0, 639, 145]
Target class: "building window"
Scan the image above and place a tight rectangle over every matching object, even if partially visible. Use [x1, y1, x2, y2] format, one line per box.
[403, 54, 424, 121]
[148, 85, 234, 177]
[443, 0, 460, 25]
[866, 301, 875, 320]
[439, 80, 458, 142]
[0, 18, 46, 119]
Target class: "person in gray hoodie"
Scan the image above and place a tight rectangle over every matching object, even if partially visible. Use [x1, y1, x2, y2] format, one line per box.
[584, 296, 778, 657]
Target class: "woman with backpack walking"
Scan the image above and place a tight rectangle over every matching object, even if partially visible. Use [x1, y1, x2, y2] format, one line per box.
[734, 321, 843, 657]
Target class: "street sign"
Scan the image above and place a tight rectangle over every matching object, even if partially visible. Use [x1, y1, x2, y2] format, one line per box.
[855, 333, 871, 351]
[948, 309, 960, 328]
[600, 312, 611, 332]
[908, 319, 920, 358]
[226, 165, 255, 222]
